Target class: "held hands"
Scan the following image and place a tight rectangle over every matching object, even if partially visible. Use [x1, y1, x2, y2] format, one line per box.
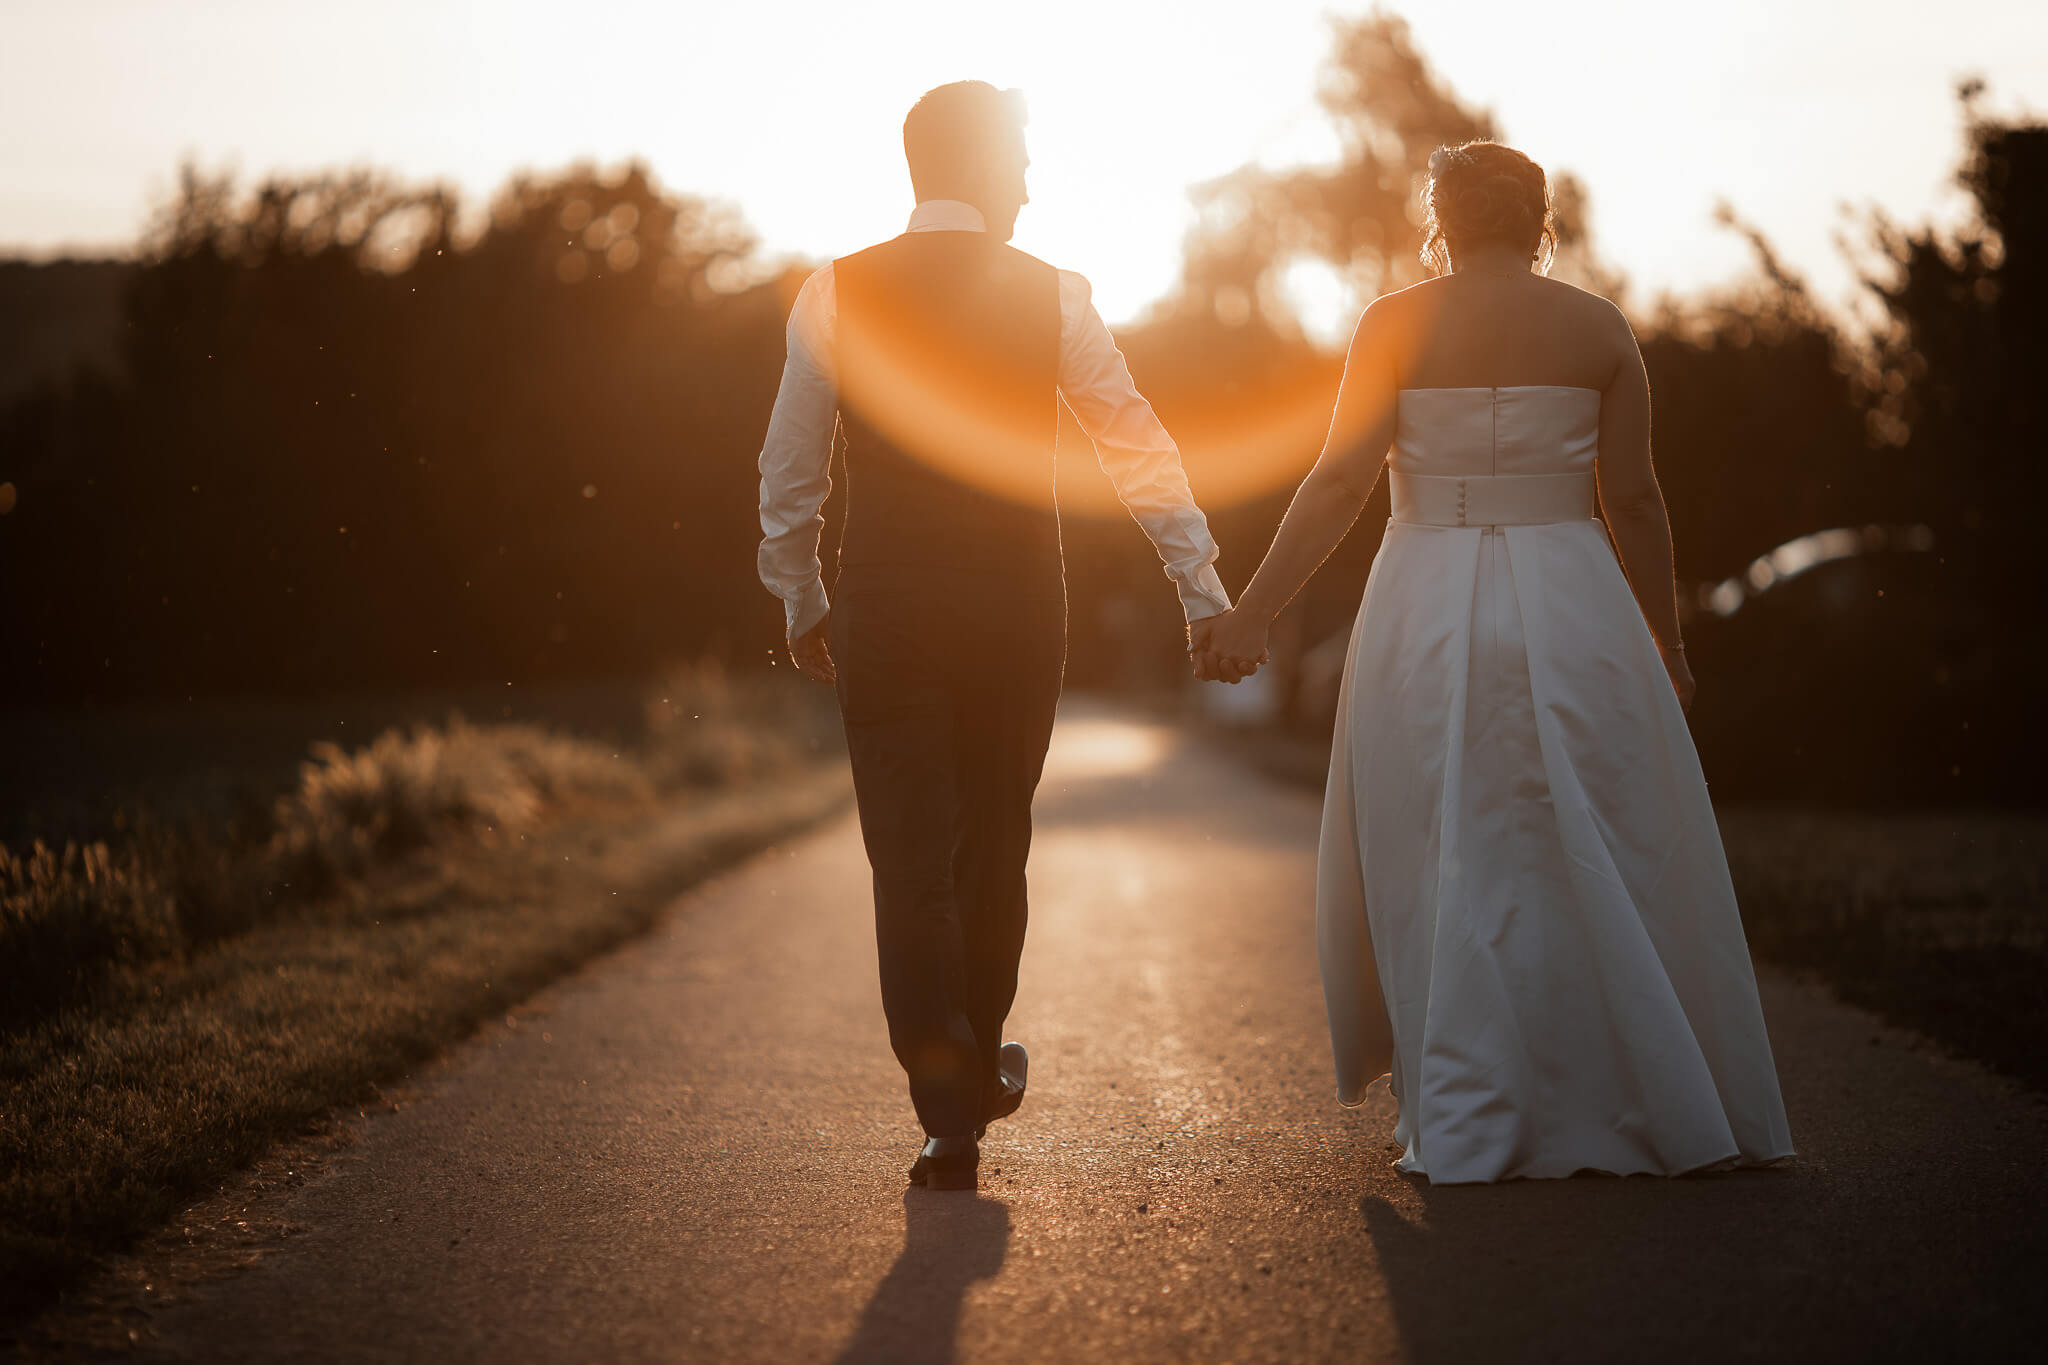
[789, 613, 836, 685]
[1190, 608, 1270, 684]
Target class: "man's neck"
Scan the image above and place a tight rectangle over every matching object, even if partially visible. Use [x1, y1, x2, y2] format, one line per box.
[907, 200, 988, 233]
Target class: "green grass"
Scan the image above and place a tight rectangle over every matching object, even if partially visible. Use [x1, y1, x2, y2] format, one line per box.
[0, 663, 850, 1329]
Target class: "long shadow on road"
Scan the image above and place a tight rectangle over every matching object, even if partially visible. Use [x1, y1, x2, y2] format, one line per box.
[1360, 1171, 1801, 1362]
[1360, 1154, 2044, 1363]
[833, 1191, 1011, 1365]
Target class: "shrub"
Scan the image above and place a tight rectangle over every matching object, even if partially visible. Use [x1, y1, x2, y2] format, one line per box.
[269, 718, 652, 886]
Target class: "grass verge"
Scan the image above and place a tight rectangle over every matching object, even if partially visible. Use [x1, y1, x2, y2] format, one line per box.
[1, 668, 850, 1331]
[1716, 807, 2047, 1091]
[1204, 725, 2048, 1092]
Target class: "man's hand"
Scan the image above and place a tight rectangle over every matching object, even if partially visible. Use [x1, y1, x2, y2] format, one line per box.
[790, 614, 835, 685]
[1189, 610, 1267, 685]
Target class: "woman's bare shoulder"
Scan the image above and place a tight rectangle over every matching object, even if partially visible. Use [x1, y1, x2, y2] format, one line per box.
[1343, 279, 1437, 351]
[1375, 275, 1452, 307]
[1534, 274, 1632, 327]
[1528, 278, 1637, 377]
[1353, 276, 1459, 340]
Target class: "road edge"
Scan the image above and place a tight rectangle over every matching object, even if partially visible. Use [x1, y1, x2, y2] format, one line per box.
[5, 764, 855, 1361]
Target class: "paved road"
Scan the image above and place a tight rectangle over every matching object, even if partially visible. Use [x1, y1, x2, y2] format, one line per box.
[150, 707, 2046, 1363]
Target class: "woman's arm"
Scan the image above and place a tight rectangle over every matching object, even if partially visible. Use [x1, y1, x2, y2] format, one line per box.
[1197, 301, 1403, 671]
[1592, 303, 1694, 706]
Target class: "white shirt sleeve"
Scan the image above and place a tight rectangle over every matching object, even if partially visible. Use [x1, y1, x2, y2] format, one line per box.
[756, 265, 838, 640]
[1055, 269, 1232, 622]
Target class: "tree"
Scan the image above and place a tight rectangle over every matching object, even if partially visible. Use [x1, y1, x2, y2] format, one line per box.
[1162, 12, 1610, 337]
[1839, 86, 2048, 799]
[0, 162, 787, 704]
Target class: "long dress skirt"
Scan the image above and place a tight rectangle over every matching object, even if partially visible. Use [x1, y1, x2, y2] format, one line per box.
[1317, 517, 1796, 1182]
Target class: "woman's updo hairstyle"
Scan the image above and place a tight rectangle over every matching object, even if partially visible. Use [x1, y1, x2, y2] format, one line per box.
[1420, 141, 1556, 275]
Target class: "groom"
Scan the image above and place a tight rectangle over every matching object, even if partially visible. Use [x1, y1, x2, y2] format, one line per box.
[757, 80, 1233, 1190]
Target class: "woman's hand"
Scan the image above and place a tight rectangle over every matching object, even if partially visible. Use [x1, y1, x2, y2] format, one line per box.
[1190, 609, 1270, 684]
[1659, 639, 1695, 711]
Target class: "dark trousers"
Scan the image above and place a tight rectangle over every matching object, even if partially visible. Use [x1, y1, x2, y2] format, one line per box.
[830, 565, 1066, 1137]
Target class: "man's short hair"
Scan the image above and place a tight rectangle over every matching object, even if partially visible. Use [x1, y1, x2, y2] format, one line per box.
[902, 81, 1027, 201]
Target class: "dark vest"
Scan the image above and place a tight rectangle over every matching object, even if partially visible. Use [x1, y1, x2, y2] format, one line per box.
[833, 231, 1062, 587]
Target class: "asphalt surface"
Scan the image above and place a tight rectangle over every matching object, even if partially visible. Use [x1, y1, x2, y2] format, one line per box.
[147, 706, 2047, 1363]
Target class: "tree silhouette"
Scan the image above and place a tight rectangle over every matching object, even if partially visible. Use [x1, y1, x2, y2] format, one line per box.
[1163, 12, 1612, 337]
[0, 161, 787, 704]
[1838, 87, 2048, 798]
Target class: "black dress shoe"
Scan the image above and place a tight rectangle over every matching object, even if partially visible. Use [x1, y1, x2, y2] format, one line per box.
[907, 1135, 979, 1191]
[976, 1041, 1029, 1140]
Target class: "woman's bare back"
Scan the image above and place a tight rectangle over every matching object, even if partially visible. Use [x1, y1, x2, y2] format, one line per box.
[1382, 270, 1631, 394]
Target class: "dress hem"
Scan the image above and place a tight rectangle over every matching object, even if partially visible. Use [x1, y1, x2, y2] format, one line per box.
[1391, 1146, 1798, 1185]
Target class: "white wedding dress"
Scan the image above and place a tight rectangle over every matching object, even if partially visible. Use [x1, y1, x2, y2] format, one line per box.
[1317, 386, 1795, 1182]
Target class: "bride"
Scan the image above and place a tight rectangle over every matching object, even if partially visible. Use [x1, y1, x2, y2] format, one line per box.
[1195, 141, 1795, 1183]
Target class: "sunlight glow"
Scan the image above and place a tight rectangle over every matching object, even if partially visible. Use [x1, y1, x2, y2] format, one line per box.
[2, 2, 2044, 324]
[1278, 258, 1361, 351]
[1042, 718, 1173, 781]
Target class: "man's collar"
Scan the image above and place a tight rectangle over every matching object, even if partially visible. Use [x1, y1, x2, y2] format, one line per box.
[906, 200, 987, 233]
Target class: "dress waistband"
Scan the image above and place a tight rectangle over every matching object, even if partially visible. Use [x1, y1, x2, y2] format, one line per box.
[1390, 471, 1596, 528]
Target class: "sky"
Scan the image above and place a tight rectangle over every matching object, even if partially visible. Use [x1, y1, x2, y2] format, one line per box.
[5, 0, 2045, 337]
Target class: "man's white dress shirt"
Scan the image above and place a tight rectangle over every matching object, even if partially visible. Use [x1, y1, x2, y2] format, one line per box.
[756, 200, 1231, 640]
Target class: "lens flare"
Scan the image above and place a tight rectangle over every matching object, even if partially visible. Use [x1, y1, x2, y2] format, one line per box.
[838, 303, 1058, 510]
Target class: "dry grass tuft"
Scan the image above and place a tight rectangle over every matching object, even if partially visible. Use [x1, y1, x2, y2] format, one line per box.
[275, 719, 652, 882]
[0, 843, 180, 1020]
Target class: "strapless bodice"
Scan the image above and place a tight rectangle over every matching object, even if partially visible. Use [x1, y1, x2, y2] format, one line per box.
[1391, 386, 1601, 475]
[1389, 386, 1601, 528]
